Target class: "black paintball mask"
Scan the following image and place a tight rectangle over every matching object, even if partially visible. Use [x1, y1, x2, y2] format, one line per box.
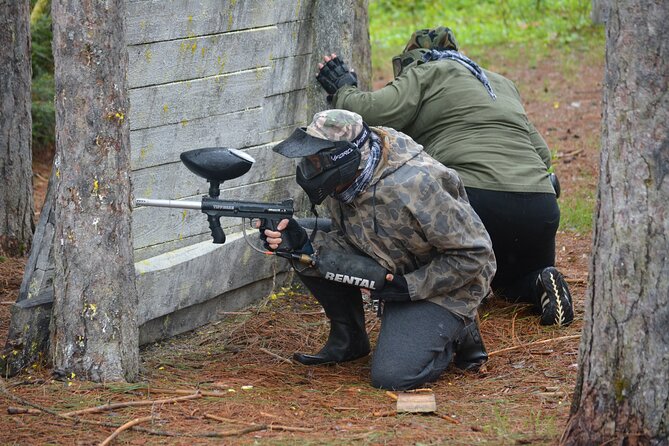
[273, 124, 370, 205]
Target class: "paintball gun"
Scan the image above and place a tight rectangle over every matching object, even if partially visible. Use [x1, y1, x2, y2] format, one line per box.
[134, 147, 294, 245]
[134, 147, 386, 290]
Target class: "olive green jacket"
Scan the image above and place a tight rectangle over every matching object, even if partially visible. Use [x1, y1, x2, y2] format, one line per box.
[332, 60, 555, 194]
[311, 127, 496, 320]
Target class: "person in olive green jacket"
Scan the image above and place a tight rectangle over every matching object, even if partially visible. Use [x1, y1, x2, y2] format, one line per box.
[315, 26, 573, 327]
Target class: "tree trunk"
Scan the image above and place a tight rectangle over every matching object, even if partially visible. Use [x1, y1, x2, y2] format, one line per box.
[352, 0, 372, 92]
[0, 0, 34, 256]
[308, 0, 362, 118]
[562, 1, 669, 444]
[50, 0, 138, 382]
[591, 0, 609, 24]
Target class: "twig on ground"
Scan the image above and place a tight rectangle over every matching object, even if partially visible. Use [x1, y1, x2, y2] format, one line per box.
[143, 387, 228, 397]
[267, 424, 314, 432]
[1, 379, 260, 439]
[8, 406, 42, 415]
[98, 416, 153, 446]
[437, 413, 461, 424]
[258, 347, 293, 364]
[0, 379, 64, 418]
[488, 335, 581, 357]
[560, 148, 584, 158]
[7, 378, 46, 388]
[373, 410, 396, 417]
[61, 392, 202, 417]
[511, 311, 519, 345]
[204, 413, 312, 432]
[204, 413, 250, 425]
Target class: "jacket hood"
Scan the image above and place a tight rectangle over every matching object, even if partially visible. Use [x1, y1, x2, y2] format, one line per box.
[391, 48, 431, 78]
[369, 127, 424, 186]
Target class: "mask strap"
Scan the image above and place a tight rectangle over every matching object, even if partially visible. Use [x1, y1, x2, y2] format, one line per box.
[351, 123, 371, 149]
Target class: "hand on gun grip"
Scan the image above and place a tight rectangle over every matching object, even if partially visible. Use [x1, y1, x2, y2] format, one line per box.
[316, 56, 358, 95]
[259, 218, 308, 253]
[370, 274, 411, 302]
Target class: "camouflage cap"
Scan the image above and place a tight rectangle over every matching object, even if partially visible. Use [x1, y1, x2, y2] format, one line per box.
[273, 109, 368, 158]
[306, 109, 364, 142]
[403, 26, 458, 52]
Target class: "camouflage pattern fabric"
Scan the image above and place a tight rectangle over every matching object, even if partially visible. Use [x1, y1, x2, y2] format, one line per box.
[393, 26, 459, 77]
[403, 26, 459, 52]
[305, 109, 372, 164]
[306, 109, 364, 142]
[307, 126, 496, 320]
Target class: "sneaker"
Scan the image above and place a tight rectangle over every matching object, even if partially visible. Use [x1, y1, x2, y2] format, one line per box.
[537, 267, 574, 326]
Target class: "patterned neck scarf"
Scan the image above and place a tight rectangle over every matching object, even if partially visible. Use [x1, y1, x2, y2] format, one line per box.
[423, 49, 497, 100]
[335, 132, 382, 204]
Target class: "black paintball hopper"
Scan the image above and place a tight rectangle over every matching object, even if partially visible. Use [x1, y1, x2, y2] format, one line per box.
[180, 147, 255, 183]
[273, 127, 342, 158]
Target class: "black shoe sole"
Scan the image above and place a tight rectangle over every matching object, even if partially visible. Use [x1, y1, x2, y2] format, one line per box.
[538, 267, 574, 326]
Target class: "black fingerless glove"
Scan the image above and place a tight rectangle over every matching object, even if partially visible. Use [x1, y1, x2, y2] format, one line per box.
[259, 218, 309, 253]
[316, 57, 358, 95]
[370, 275, 411, 302]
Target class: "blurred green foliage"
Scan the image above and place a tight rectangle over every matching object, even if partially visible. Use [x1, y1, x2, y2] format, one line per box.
[30, 0, 55, 153]
[369, 0, 596, 74]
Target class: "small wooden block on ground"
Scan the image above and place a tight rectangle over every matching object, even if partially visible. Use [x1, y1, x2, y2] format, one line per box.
[396, 392, 437, 413]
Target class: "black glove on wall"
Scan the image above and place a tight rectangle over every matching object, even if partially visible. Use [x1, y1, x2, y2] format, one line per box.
[260, 218, 308, 252]
[317, 57, 358, 95]
[370, 274, 411, 302]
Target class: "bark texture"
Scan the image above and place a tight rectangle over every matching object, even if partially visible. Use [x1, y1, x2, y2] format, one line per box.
[591, 0, 610, 24]
[308, 0, 370, 117]
[51, 0, 138, 382]
[563, 1, 669, 444]
[0, 0, 34, 255]
[352, 0, 372, 92]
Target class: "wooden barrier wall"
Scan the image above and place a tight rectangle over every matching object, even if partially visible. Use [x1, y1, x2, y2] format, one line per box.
[3, 0, 366, 376]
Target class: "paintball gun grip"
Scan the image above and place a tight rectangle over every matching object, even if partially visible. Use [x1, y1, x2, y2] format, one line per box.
[207, 215, 226, 244]
[259, 217, 294, 252]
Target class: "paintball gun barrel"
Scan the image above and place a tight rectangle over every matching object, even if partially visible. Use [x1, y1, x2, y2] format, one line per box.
[135, 195, 294, 245]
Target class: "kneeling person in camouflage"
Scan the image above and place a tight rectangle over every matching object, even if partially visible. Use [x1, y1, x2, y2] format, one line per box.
[262, 109, 496, 390]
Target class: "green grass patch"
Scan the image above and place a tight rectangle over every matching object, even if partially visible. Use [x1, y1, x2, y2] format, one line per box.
[369, 0, 599, 79]
[559, 186, 595, 234]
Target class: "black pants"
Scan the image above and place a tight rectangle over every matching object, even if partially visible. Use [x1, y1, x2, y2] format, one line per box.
[371, 300, 465, 390]
[299, 271, 465, 390]
[465, 187, 560, 306]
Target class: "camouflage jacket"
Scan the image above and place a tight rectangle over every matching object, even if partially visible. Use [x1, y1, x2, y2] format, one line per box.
[312, 127, 496, 319]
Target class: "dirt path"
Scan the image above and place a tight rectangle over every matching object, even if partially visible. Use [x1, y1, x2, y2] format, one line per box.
[0, 44, 602, 445]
